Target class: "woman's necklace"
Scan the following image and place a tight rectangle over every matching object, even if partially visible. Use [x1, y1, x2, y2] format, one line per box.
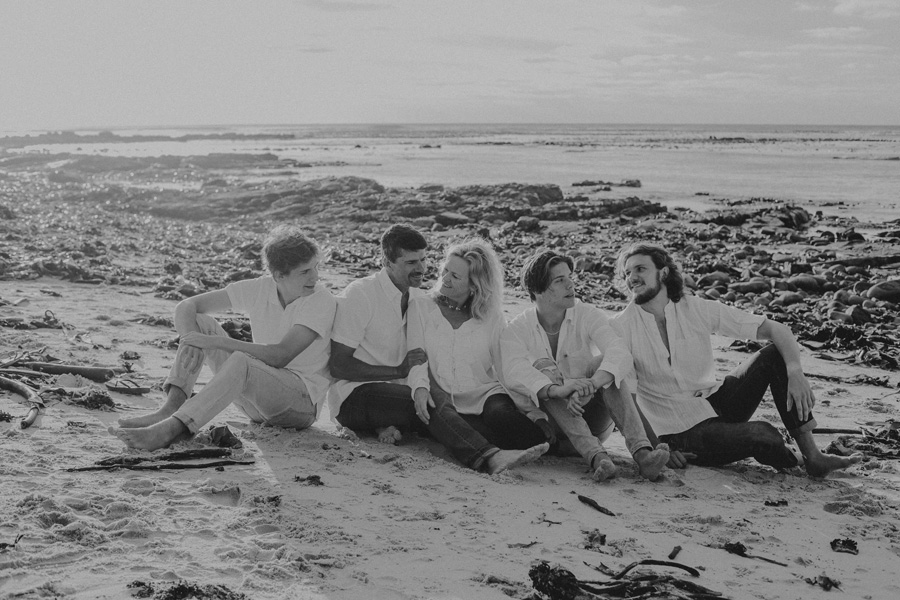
[436, 294, 469, 312]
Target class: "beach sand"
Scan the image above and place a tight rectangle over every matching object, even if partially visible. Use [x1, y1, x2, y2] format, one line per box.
[2, 153, 900, 599]
[2, 275, 899, 600]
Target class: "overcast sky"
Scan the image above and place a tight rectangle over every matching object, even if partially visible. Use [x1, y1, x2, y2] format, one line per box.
[2, 0, 898, 130]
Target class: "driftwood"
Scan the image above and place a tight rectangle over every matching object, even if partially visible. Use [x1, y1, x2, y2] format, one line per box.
[0, 375, 44, 428]
[572, 491, 616, 516]
[26, 362, 119, 382]
[68, 460, 254, 472]
[94, 447, 232, 466]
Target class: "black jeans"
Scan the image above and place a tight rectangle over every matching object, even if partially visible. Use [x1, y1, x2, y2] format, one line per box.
[336, 383, 503, 471]
[660, 344, 816, 470]
[460, 393, 547, 450]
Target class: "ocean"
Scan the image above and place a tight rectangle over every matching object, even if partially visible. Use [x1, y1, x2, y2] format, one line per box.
[6, 123, 899, 223]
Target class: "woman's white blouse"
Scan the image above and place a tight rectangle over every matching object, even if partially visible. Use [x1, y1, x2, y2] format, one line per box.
[407, 295, 506, 415]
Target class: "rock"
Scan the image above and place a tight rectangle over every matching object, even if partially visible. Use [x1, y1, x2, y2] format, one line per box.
[788, 275, 825, 293]
[516, 216, 541, 232]
[697, 271, 732, 287]
[828, 310, 852, 323]
[847, 305, 873, 325]
[729, 280, 770, 294]
[774, 291, 805, 307]
[867, 280, 900, 302]
[433, 212, 472, 226]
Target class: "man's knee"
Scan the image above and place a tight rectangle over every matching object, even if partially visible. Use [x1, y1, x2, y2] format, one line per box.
[747, 421, 785, 445]
[758, 343, 787, 373]
[224, 351, 253, 368]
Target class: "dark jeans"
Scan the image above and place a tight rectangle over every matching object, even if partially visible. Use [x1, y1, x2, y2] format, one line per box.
[460, 394, 547, 450]
[336, 382, 501, 471]
[659, 344, 816, 470]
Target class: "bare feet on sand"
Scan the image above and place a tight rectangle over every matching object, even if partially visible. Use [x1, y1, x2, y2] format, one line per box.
[591, 454, 618, 482]
[486, 443, 550, 475]
[805, 452, 862, 478]
[634, 444, 670, 481]
[117, 388, 187, 429]
[376, 425, 403, 445]
[109, 417, 190, 451]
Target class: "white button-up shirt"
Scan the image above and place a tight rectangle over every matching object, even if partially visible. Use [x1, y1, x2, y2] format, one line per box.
[501, 300, 633, 421]
[610, 294, 764, 436]
[327, 269, 424, 414]
[225, 276, 337, 408]
[407, 296, 506, 415]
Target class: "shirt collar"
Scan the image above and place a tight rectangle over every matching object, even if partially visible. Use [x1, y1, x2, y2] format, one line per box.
[376, 268, 402, 300]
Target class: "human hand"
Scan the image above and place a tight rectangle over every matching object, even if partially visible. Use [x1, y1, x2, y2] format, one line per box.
[178, 336, 206, 373]
[786, 371, 815, 422]
[550, 378, 595, 401]
[535, 418, 557, 445]
[413, 387, 434, 425]
[400, 348, 427, 377]
[667, 450, 696, 469]
[565, 393, 586, 417]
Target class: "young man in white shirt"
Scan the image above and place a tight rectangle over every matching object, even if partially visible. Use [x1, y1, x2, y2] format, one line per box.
[610, 243, 861, 477]
[501, 249, 669, 481]
[328, 224, 547, 474]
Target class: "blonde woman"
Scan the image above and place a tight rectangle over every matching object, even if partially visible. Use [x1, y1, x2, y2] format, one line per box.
[408, 238, 550, 463]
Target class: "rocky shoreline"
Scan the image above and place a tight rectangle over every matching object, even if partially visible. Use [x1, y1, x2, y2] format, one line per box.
[2, 152, 899, 373]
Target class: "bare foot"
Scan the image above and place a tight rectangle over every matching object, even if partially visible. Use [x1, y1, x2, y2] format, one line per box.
[486, 443, 550, 475]
[109, 417, 190, 451]
[117, 389, 187, 428]
[805, 452, 862, 478]
[634, 443, 670, 481]
[375, 425, 402, 445]
[591, 455, 618, 482]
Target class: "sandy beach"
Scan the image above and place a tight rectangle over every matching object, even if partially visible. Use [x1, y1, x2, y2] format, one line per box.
[2, 149, 900, 600]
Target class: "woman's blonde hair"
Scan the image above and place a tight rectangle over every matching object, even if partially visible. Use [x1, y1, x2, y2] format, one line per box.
[432, 238, 504, 320]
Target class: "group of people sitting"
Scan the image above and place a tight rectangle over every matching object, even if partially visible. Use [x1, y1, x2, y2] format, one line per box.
[112, 223, 860, 480]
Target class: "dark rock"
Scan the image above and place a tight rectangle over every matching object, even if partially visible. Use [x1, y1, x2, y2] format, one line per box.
[788, 275, 824, 293]
[867, 280, 900, 303]
[433, 212, 472, 226]
[516, 216, 541, 232]
[729, 280, 770, 294]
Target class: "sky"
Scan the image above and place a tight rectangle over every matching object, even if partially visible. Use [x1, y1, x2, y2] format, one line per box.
[1, 0, 899, 130]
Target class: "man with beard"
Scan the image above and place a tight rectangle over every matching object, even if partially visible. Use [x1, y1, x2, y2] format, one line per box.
[610, 243, 860, 478]
[501, 249, 670, 482]
[328, 224, 548, 474]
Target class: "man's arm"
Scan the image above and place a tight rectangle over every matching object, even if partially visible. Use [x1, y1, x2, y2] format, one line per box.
[328, 340, 424, 382]
[757, 318, 815, 421]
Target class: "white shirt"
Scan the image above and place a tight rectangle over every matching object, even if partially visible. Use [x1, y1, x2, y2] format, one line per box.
[225, 277, 337, 407]
[501, 300, 633, 421]
[327, 269, 425, 414]
[407, 296, 506, 415]
[610, 294, 764, 436]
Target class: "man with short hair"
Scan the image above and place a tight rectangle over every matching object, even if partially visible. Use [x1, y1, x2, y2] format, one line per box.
[501, 249, 669, 481]
[328, 224, 547, 474]
[610, 243, 861, 477]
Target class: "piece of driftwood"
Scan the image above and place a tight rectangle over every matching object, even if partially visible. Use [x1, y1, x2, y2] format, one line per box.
[572, 491, 616, 516]
[722, 541, 787, 566]
[0, 375, 44, 429]
[25, 362, 118, 382]
[68, 460, 255, 472]
[94, 447, 232, 466]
